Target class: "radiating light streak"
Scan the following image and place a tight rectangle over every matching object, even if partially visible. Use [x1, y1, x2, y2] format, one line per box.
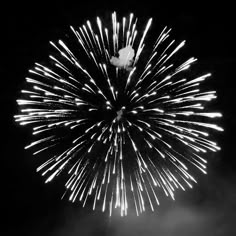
[15, 12, 223, 217]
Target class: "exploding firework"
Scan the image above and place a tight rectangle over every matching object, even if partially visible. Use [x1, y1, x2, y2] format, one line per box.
[15, 12, 223, 216]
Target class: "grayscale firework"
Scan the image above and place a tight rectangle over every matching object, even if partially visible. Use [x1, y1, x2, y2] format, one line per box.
[15, 12, 223, 216]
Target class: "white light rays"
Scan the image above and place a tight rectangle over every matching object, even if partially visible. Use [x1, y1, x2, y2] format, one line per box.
[15, 12, 223, 217]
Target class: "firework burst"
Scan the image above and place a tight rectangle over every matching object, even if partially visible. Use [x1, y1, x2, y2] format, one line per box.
[15, 12, 223, 216]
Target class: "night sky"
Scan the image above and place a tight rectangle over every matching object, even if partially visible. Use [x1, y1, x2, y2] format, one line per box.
[3, 2, 236, 235]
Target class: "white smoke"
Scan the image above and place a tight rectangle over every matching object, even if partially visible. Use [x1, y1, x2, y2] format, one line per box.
[110, 45, 135, 70]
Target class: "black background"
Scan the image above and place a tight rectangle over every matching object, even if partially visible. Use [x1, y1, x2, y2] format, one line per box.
[3, 1, 236, 235]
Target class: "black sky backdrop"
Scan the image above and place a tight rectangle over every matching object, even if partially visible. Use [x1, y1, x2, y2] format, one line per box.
[3, 1, 236, 235]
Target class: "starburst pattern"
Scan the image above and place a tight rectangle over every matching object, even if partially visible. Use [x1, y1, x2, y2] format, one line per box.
[15, 12, 223, 216]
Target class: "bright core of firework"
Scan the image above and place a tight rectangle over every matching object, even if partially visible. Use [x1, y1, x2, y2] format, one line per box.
[15, 12, 223, 216]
